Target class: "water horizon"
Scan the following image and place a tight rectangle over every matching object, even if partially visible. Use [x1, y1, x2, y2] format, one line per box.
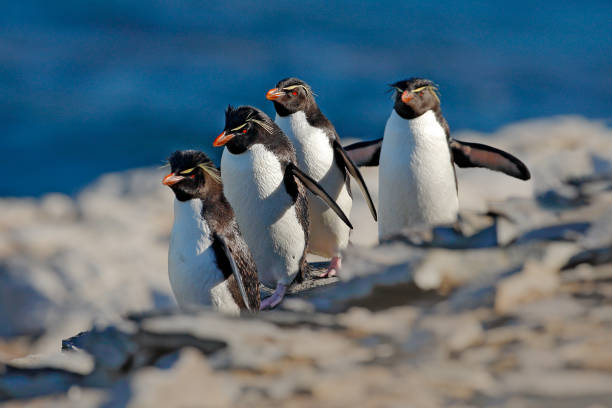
[2, 1, 611, 196]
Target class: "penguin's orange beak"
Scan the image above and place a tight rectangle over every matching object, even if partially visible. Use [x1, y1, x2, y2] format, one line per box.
[162, 172, 184, 186]
[266, 88, 283, 100]
[401, 90, 414, 104]
[213, 130, 235, 147]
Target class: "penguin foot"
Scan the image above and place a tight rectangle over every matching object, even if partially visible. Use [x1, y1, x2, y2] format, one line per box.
[260, 283, 288, 310]
[318, 256, 341, 278]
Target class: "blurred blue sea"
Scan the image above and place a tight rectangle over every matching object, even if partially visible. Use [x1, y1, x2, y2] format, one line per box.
[2, 1, 611, 196]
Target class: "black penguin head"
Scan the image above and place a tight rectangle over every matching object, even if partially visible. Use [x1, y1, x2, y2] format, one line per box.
[162, 150, 221, 201]
[213, 105, 276, 154]
[390, 78, 441, 119]
[266, 77, 316, 116]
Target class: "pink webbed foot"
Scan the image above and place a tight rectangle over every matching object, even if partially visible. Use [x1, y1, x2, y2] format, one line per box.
[260, 283, 288, 310]
[318, 256, 341, 278]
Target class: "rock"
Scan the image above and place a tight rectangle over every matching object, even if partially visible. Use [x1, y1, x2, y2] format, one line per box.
[413, 249, 511, 293]
[0, 364, 84, 401]
[589, 305, 612, 323]
[118, 348, 235, 408]
[495, 261, 560, 315]
[8, 350, 93, 376]
[561, 336, 612, 371]
[562, 246, 612, 270]
[418, 361, 497, 400]
[0, 387, 106, 408]
[513, 296, 586, 324]
[501, 370, 612, 398]
[338, 306, 418, 340]
[63, 322, 227, 373]
[302, 242, 424, 312]
[398, 222, 499, 249]
[39, 194, 77, 222]
[0, 167, 174, 339]
[420, 314, 484, 354]
[1, 117, 612, 406]
[493, 242, 580, 315]
[0, 338, 30, 361]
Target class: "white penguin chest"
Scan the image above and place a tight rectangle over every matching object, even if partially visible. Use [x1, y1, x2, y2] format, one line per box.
[220, 145, 306, 287]
[379, 110, 458, 236]
[168, 199, 228, 308]
[275, 112, 335, 180]
[275, 112, 352, 257]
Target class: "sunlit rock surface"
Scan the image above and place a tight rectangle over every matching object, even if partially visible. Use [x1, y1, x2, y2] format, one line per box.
[1, 116, 611, 406]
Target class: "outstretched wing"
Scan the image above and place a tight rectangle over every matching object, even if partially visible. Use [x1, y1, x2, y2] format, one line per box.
[333, 140, 377, 221]
[450, 139, 531, 180]
[215, 234, 252, 312]
[286, 163, 353, 229]
[343, 138, 383, 167]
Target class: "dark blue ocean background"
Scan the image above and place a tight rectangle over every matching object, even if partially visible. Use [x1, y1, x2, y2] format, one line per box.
[2, 1, 611, 196]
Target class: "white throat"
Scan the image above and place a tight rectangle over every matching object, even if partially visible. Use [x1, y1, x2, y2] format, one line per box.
[170, 199, 212, 256]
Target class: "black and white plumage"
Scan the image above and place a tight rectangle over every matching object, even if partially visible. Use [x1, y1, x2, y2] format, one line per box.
[266, 77, 376, 277]
[163, 150, 260, 314]
[213, 105, 352, 309]
[343, 78, 530, 238]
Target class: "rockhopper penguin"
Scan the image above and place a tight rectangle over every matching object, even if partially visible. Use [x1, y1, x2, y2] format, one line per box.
[343, 78, 530, 238]
[266, 77, 377, 277]
[213, 106, 353, 309]
[163, 150, 260, 314]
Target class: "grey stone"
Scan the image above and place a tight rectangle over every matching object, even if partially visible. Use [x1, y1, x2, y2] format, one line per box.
[1, 117, 612, 406]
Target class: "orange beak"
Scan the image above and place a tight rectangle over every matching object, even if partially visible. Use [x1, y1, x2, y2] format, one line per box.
[213, 130, 235, 147]
[266, 88, 283, 100]
[401, 90, 414, 104]
[162, 172, 184, 186]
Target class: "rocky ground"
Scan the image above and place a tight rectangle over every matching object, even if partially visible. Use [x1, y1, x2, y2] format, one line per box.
[1, 116, 612, 407]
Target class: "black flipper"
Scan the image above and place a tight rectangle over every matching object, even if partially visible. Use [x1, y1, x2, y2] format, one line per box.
[334, 140, 377, 221]
[450, 139, 531, 180]
[215, 234, 252, 312]
[287, 163, 353, 230]
[343, 138, 383, 167]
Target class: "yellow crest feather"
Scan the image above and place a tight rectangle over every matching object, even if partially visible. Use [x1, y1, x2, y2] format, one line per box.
[198, 163, 221, 183]
[247, 118, 274, 134]
[179, 167, 196, 174]
[230, 123, 247, 132]
[281, 84, 316, 97]
[412, 85, 440, 104]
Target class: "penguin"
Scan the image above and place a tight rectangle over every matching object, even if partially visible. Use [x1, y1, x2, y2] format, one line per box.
[266, 77, 377, 278]
[163, 150, 260, 314]
[213, 105, 353, 309]
[343, 78, 530, 238]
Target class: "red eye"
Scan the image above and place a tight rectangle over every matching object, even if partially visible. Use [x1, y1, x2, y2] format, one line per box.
[292, 91, 297, 96]
[190, 175, 195, 179]
[242, 129, 247, 133]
